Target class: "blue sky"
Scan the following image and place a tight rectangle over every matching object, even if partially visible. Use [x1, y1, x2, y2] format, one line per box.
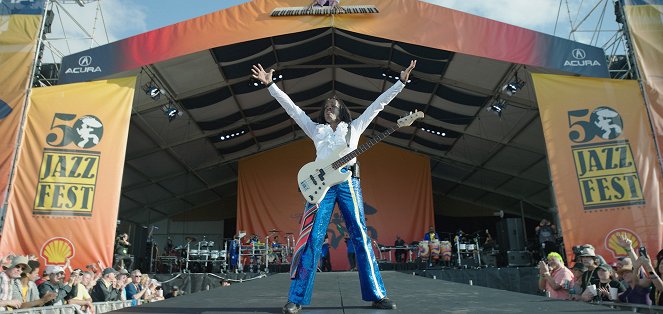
[44, 0, 621, 62]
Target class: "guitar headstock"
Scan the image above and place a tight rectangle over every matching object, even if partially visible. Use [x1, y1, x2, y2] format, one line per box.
[397, 110, 424, 128]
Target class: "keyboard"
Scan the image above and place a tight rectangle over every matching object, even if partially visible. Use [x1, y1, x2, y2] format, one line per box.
[271, 5, 379, 17]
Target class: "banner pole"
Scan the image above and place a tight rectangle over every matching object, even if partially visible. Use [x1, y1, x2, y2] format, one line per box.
[0, 0, 50, 232]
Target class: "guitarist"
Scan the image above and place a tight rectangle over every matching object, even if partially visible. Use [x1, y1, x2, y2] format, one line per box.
[252, 60, 416, 314]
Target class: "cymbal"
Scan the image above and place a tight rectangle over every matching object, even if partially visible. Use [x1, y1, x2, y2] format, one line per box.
[185, 236, 197, 242]
[269, 229, 280, 233]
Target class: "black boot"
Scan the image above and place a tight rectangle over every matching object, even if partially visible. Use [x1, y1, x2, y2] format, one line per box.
[372, 297, 397, 310]
[282, 301, 302, 314]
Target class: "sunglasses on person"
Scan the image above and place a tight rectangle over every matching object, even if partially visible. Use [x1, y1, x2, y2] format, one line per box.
[14, 265, 26, 271]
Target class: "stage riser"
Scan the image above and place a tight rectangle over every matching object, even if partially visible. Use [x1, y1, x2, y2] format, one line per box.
[414, 267, 539, 295]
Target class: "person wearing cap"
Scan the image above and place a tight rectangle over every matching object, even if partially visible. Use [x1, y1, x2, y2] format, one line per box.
[90, 267, 120, 302]
[38, 265, 78, 306]
[616, 258, 651, 304]
[115, 268, 131, 301]
[12, 259, 57, 308]
[615, 234, 663, 305]
[581, 264, 625, 302]
[569, 263, 588, 300]
[537, 252, 574, 300]
[69, 268, 94, 313]
[0, 256, 29, 310]
[578, 246, 601, 292]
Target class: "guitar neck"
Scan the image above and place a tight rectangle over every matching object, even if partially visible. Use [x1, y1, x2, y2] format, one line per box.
[331, 126, 397, 169]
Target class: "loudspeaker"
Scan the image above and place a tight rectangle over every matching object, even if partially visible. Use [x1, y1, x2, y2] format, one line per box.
[507, 251, 531, 267]
[496, 218, 526, 252]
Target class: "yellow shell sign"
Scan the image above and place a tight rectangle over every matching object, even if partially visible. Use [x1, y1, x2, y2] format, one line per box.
[40, 237, 75, 265]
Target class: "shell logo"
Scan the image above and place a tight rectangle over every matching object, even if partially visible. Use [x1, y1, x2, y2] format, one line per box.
[605, 228, 640, 259]
[40, 237, 75, 265]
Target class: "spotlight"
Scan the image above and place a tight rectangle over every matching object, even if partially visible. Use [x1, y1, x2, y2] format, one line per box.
[502, 73, 525, 96]
[486, 98, 507, 117]
[143, 82, 164, 100]
[161, 102, 182, 122]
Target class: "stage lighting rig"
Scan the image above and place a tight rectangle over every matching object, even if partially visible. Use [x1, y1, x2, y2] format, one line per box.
[161, 101, 182, 122]
[143, 82, 164, 100]
[502, 73, 525, 97]
[486, 98, 507, 117]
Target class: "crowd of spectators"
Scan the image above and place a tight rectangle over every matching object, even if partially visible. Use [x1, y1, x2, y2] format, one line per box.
[0, 254, 172, 311]
[538, 234, 663, 307]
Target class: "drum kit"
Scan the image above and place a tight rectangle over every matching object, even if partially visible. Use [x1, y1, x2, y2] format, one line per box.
[416, 233, 483, 268]
[157, 236, 228, 273]
[233, 229, 295, 273]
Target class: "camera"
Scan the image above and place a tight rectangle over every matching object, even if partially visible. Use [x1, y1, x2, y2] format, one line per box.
[639, 246, 648, 258]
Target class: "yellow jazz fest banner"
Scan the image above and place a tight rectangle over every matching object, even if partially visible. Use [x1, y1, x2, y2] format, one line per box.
[0, 77, 136, 269]
[0, 4, 44, 211]
[532, 73, 663, 263]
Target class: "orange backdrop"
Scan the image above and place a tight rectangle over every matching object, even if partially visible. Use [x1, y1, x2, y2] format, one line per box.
[533, 73, 663, 263]
[0, 7, 43, 212]
[238, 139, 434, 270]
[0, 77, 136, 270]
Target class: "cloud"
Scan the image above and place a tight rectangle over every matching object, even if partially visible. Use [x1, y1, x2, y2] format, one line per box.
[42, 0, 148, 63]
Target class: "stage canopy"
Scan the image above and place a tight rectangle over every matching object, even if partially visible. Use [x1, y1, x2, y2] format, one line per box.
[57, 0, 610, 225]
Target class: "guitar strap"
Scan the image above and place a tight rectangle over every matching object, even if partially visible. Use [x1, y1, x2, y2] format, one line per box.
[345, 121, 351, 148]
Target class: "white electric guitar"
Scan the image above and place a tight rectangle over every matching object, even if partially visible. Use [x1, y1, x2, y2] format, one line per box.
[297, 110, 424, 204]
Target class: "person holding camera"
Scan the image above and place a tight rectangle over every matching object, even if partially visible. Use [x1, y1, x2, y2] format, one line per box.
[114, 233, 133, 270]
[538, 252, 574, 300]
[616, 234, 663, 305]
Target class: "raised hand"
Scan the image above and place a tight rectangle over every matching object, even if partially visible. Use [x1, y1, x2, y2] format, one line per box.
[251, 64, 274, 86]
[616, 234, 632, 249]
[400, 60, 417, 83]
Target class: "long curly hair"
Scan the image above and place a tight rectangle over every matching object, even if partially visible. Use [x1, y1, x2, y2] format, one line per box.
[317, 96, 352, 125]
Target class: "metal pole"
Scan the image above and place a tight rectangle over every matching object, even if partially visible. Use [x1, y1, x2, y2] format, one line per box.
[520, 201, 528, 250]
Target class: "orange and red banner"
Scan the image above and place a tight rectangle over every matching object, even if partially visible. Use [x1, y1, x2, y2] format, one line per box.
[238, 139, 434, 270]
[0, 1, 45, 214]
[0, 77, 136, 270]
[623, 0, 663, 172]
[532, 73, 663, 263]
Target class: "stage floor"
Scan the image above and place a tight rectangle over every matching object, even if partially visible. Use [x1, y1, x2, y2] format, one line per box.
[114, 271, 630, 313]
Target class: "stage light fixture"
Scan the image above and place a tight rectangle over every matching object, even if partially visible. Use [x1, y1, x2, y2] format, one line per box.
[219, 130, 246, 141]
[143, 82, 164, 100]
[486, 98, 507, 117]
[161, 102, 182, 122]
[502, 73, 525, 96]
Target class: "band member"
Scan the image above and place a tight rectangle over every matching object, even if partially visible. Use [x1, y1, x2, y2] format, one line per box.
[394, 235, 407, 263]
[423, 226, 439, 241]
[252, 60, 416, 314]
[114, 233, 133, 270]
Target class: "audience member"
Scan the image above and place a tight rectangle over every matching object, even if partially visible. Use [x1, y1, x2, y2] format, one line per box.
[116, 269, 130, 301]
[537, 252, 574, 300]
[581, 264, 624, 302]
[90, 268, 120, 302]
[125, 270, 146, 301]
[164, 285, 182, 299]
[68, 268, 94, 313]
[13, 259, 56, 308]
[578, 247, 601, 292]
[0, 256, 29, 310]
[38, 265, 77, 306]
[616, 259, 650, 305]
[569, 263, 587, 300]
